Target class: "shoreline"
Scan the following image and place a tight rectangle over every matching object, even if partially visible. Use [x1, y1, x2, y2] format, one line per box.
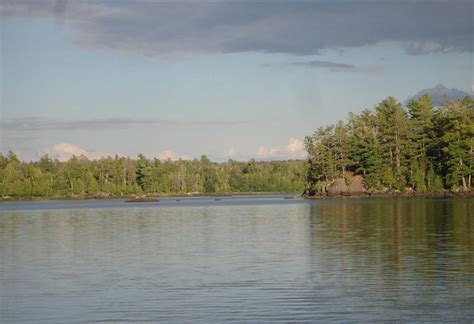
[305, 190, 473, 199]
[0, 192, 299, 203]
[1, 190, 472, 203]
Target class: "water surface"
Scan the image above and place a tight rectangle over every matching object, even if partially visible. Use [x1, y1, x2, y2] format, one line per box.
[1, 196, 473, 322]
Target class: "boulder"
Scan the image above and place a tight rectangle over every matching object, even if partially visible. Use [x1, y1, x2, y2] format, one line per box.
[326, 175, 366, 196]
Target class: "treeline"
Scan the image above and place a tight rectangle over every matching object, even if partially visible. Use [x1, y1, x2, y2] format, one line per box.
[305, 95, 473, 194]
[2, 94, 472, 199]
[0, 153, 305, 198]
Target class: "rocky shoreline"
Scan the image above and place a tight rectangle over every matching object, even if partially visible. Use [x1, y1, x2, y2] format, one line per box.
[304, 174, 473, 199]
[305, 190, 473, 199]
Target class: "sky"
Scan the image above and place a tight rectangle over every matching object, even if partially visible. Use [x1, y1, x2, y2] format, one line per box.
[1, 0, 473, 162]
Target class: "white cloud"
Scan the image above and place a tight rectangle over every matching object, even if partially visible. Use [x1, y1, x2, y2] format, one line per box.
[227, 147, 237, 159]
[48, 145, 190, 162]
[49, 143, 109, 162]
[256, 137, 306, 160]
[158, 150, 191, 161]
[286, 137, 306, 158]
[471, 84, 474, 93]
[286, 137, 303, 153]
[256, 146, 281, 159]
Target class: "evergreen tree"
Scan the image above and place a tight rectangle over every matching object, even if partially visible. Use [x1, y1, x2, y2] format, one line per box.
[433, 97, 473, 189]
[375, 97, 409, 189]
[407, 95, 435, 191]
[349, 110, 384, 189]
[305, 95, 472, 194]
[1, 94, 471, 200]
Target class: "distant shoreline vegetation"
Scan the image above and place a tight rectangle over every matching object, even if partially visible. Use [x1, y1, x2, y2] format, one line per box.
[0, 95, 472, 201]
[305, 95, 473, 196]
[0, 153, 306, 200]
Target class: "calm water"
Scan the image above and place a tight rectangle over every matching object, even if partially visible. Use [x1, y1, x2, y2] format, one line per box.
[0, 196, 473, 322]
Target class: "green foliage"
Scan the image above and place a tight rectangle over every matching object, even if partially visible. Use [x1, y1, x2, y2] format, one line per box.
[3, 94, 471, 199]
[305, 95, 473, 192]
[0, 153, 306, 198]
[375, 97, 409, 185]
[349, 109, 384, 189]
[304, 125, 338, 192]
[432, 97, 474, 189]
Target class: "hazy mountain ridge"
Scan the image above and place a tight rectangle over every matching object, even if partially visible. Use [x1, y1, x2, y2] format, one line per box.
[406, 84, 473, 106]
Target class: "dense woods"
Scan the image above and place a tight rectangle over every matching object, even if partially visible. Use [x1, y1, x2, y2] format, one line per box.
[0, 153, 305, 199]
[1, 94, 472, 200]
[305, 95, 473, 195]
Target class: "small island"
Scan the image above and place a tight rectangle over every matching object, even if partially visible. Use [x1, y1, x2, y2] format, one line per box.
[125, 195, 159, 203]
[304, 95, 473, 198]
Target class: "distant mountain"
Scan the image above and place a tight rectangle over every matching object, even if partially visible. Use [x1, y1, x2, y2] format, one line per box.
[405, 84, 473, 106]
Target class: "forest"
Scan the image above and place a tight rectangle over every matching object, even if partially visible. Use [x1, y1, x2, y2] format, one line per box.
[0, 152, 305, 199]
[305, 95, 473, 195]
[1, 94, 472, 200]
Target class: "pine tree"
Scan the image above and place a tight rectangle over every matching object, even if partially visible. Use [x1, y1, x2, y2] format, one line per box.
[375, 97, 409, 189]
[407, 95, 435, 191]
[434, 97, 473, 190]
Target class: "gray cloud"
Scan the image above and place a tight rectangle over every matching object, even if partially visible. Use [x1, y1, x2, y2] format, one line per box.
[262, 60, 384, 75]
[1, 117, 246, 132]
[1, 0, 471, 57]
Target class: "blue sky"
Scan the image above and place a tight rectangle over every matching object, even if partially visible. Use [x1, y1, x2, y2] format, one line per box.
[1, 1, 473, 161]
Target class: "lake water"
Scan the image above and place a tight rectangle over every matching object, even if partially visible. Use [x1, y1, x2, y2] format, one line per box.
[1, 196, 473, 322]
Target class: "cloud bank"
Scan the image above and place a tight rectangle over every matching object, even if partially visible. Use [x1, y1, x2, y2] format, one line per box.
[1, 117, 245, 132]
[1, 0, 471, 57]
[157, 150, 191, 161]
[256, 138, 306, 160]
[47, 143, 192, 162]
[262, 60, 384, 75]
[49, 143, 110, 161]
[227, 147, 238, 159]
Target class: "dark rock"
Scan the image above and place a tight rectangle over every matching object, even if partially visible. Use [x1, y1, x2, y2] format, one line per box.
[125, 195, 159, 202]
[326, 175, 366, 196]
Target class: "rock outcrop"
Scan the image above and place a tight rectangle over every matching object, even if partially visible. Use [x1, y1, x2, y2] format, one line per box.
[325, 175, 366, 196]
